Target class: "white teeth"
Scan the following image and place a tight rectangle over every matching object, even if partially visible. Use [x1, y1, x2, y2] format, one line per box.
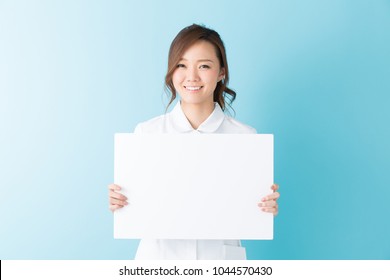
[185, 86, 201, 91]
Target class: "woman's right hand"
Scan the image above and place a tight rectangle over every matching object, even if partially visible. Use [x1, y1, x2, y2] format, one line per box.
[108, 184, 128, 212]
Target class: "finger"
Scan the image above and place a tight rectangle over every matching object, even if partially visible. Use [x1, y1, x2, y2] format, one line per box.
[110, 198, 128, 206]
[258, 200, 276, 207]
[108, 184, 121, 191]
[260, 206, 278, 215]
[109, 204, 123, 212]
[271, 184, 279, 192]
[109, 190, 127, 201]
[261, 192, 280, 201]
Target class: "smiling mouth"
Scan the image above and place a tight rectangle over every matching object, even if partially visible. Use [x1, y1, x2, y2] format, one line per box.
[184, 86, 203, 92]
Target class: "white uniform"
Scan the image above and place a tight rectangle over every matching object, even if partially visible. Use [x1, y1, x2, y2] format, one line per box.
[133, 102, 256, 260]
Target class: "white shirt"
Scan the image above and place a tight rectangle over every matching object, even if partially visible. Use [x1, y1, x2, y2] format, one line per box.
[133, 102, 256, 260]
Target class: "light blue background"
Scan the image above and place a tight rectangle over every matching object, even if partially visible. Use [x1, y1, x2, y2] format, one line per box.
[1, 0, 389, 259]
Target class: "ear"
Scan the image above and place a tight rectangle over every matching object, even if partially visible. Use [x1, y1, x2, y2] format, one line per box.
[218, 67, 226, 82]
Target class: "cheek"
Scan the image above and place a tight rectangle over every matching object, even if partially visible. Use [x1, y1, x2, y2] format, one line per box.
[172, 71, 184, 85]
[172, 72, 184, 94]
[201, 70, 220, 85]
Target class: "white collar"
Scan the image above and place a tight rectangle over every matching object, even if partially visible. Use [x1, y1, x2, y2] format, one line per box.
[169, 102, 225, 133]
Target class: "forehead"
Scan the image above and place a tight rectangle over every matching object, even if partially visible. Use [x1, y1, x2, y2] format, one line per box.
[180, 40, 218, 60]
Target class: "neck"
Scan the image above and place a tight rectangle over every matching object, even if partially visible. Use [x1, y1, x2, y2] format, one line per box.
[180, 101, 215, 130]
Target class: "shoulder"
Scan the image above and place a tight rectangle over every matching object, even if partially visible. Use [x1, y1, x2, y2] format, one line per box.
[221, 116, 257, 134]
[133, 114, 167, 134]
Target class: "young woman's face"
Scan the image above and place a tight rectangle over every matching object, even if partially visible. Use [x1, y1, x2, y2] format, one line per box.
[172, 40, 225, 108]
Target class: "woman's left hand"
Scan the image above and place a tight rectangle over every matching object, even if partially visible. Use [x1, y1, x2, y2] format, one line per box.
[258, 184, 280, 216]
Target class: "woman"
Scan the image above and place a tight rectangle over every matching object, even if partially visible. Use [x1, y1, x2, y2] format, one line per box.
[108, 24, 280, 260]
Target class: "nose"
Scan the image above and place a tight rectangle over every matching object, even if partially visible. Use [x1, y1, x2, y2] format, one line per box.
[186, 66, 200, 82]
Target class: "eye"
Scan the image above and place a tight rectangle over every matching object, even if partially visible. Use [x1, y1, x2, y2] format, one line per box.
[177, 64, 186, 68]
[200, 65, 210, 69]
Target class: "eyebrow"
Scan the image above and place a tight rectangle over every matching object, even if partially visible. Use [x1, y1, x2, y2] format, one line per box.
[179, 58, 215, 63]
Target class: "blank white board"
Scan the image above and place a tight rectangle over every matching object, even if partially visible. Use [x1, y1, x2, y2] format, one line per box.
[114, 133, 273, 239]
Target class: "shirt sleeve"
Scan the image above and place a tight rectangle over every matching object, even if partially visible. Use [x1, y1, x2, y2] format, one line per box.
[133, 123, 143, 134]
[249, 127, 257, 134]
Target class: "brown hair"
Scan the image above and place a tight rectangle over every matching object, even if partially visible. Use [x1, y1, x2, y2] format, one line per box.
[165, 24, 236, 112]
